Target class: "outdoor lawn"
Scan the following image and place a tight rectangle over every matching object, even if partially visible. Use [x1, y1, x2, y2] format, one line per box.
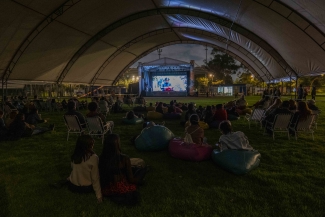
[0, 96, 324, 217]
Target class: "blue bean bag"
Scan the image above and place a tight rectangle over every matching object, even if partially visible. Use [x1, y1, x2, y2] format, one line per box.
[122, 117, 144, 125]
[169, 138, 213, 161]
[135, 125, 174, 151]
[163, 113, 181, 119]
[211, 149, 261, 175]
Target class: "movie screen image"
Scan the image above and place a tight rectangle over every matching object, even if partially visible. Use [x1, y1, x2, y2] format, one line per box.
[152, 75, 187, 92]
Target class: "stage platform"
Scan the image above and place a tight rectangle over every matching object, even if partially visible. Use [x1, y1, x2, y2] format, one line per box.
[145, 91, 187, 97]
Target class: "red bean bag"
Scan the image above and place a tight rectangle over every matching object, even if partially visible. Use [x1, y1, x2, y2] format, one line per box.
[168, 138, 213, 161]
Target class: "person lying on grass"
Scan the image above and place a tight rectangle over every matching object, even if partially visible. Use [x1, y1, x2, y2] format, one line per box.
[99, 134, 147, 205]
[217, 120, 253, 151]
[68, 135, 102, 203]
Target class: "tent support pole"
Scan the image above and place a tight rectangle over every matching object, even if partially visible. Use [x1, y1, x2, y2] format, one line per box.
[295, 77, 298, 100]
[1, 79, 4, 112]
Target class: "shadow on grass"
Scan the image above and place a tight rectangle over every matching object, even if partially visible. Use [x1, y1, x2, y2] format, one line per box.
[0, 182, 10, 217]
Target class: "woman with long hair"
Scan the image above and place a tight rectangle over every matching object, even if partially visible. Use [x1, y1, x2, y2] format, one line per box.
[68, 135, 102, 203]
[99, 134, 146, 205]
[291, 101, 312, 127]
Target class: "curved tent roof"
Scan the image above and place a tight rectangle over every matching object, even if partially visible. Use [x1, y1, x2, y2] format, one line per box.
[1, 0, 325, 85]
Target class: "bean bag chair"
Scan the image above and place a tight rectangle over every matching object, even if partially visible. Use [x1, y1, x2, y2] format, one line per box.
[163, 113, 181, 119]
[146, 106, 155, 111]
[122, 117, 144, 125]
[169, 138, 213, 161]
[199, 121, 209, 129]
[211, 149, 261, 175]
[147, 111, 163, 119]
[135, 125, 174, 151]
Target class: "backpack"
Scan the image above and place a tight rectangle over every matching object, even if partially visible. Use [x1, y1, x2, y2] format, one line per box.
[184, 127, 200, 144]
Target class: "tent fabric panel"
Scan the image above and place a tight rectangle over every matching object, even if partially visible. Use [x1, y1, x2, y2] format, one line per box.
[101, 16, 169, 47]
[287, 12, 310, 30]
[168, 15, 286, 78]
[269, 1, 292, 17]
[95, 33, 180, 84]
[279, 0, 325, 33]
[305, 26, 325, 45]
[10, 22, 91, 81]
[123, 32, 180, 55]
[177, 31, 269, 79]
[96, 53, 136, 85]
[13, 0, 67, 16]
[241, 2, 325, 76]
[0, 1, 44, 76]
[63, 42, 117, 84]
[56, 0, 156, 36]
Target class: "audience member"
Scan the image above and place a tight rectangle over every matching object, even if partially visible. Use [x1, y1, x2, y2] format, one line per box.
[99, 134, 147, 205]
[185, 114, 204, 145]
[68, 135, 102, 203]
[65, 101, 86, 127]
[217, 120, 253, 151]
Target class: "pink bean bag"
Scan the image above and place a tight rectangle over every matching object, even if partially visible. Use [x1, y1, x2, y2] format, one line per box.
[168, 138, 213, 161]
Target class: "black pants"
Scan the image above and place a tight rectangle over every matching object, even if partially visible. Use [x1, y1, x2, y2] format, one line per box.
[68, 182, 93, 194]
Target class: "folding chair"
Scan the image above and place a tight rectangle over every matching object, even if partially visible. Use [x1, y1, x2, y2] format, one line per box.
[264, 113, 292, 140]
[289, 115, 315, 141]
[245, 108, 265, 129]
[311, 110, 321, 130]
[86, 117, 112, 144]
[63, 115, 86, 141]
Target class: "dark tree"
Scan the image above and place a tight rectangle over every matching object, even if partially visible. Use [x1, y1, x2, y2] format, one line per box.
[205, 49, 240, 84]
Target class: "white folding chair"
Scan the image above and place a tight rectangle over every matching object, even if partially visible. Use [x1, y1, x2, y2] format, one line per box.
[289, 115, 315, 141]
[86, 117, 111, 144]
[245, 108, 265, 129]
[311, 110, 320, 130]
[265, 113, 292, 140]
[63, 115, 86, 141]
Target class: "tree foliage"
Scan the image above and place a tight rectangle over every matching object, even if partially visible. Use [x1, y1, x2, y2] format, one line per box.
[205, 49, 240, 84]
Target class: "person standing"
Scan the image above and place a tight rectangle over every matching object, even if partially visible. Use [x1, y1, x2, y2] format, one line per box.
[311, 86, 316, 100]
[297, 84, 303, 101]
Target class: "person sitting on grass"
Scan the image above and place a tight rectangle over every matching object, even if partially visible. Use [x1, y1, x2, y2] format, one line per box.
[6, 113, 54, 140]
[217, 120, 253, 152]
[68, 135, 102, 203]
[146, 102, 155, 111]
[5, 110, 18, 129]
[126, 110, 144, 120]
[185, 114, 204, 145]
[26, 108, 49, 126]
[99, 134, 147, 205]
[210, 104, 227, 128]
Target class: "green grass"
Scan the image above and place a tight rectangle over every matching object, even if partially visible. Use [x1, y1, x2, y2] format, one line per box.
[0, 96, 324, 217]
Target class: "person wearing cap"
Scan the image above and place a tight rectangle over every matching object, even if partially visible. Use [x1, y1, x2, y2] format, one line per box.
[307, 99, 319, 111]
[217, 120, 253, 151]
[185, 114, 204, 145]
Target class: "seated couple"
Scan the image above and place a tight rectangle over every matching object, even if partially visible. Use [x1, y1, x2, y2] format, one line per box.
[68, 134, 148, 205]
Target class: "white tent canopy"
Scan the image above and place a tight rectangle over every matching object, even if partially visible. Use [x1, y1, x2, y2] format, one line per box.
[1, 0, 325, 85]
